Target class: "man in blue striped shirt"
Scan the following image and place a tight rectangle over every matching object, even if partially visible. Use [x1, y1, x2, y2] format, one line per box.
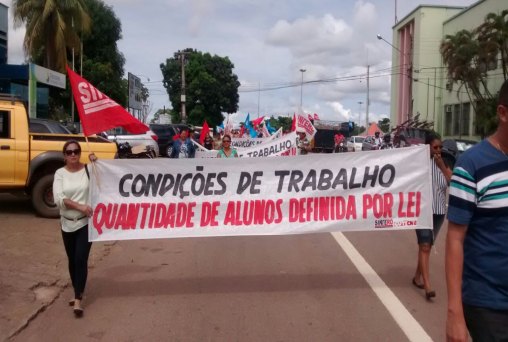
[446, 80, 508, 342]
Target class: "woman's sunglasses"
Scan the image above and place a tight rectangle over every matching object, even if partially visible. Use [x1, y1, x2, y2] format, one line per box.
[65, 149, 81, 156]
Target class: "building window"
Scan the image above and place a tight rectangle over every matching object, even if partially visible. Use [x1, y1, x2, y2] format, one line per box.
[445, 106, 453, 136]
[444, 102, 471, 136]
[461, 103, 470, 136]
[453, 104, 461, 135]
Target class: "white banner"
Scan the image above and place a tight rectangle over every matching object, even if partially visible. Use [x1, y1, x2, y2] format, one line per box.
[297, 114, 317, 138]
[236, 132, 296, 157]
[89, 145, 433, 241]
[193, 140, 217, 159]
[231, 137, 269, 148]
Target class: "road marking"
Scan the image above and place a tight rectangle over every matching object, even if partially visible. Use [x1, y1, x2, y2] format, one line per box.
[331, 232, 433, 342]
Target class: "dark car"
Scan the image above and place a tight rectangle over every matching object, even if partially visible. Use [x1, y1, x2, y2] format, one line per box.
[149, 123, 190, 157]
[441, 139, 477, 168]
[29, 118, 72, 134]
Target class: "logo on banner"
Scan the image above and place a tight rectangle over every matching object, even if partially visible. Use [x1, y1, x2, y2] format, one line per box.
[78, 82, 117, 115]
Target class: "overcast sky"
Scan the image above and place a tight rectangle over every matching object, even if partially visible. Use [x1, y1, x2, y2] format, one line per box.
[4, 0, 477, 126]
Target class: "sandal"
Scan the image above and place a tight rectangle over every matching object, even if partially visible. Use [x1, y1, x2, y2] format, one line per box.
[412, 277, 425, 290]
[425, 290, 436, 301]
[73, 306, 84, 317]
[73, 298, 84, 317]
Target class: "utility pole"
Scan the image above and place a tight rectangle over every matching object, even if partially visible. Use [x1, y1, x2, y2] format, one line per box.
[179, 52, 187, 123]
[358, 101, 363, 131]
[395, 0, 398, 24]
[299, 68, 306, 113]
[366, 65, 370, 129]
[257, 81, 260, 118]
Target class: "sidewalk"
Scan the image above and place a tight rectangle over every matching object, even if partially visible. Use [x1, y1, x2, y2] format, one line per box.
[0, 194, 112, 341]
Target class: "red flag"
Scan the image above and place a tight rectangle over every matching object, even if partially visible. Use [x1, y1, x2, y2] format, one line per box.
[314, 113, 320, 120]
[291, 113, 296, 131]
[199, 121, 210, 144]
[66, 66, 149, 136]
[308, 114, 313, 121]
[251, 116, 264, 126]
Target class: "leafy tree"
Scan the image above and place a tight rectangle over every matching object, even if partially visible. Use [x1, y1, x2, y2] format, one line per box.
[378, 118, 390, 133]
[476, 10, 508, 80]
[46, 0, 127, 121]
[352, 126, 366, 136]
[268, 116, 293, 133]
[13, 0, 90, 72]
[81, 0, 126, 106]
[440, 11, 508, 136]
[151, 108, 173, 124]
[160, 48, 240, 127]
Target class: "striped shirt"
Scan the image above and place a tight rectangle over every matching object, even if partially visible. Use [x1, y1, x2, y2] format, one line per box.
[431, 159, 448, 215]
[447, 139, 508, 310]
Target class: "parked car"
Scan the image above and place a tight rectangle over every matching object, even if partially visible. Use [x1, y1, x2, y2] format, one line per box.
[361, 136, 379, 151]
[105, 127, 159, 158]
[441, 138, 477, 168]
[347, 136, 365, 152]
[29, 118, 72, 134]
[149, 123, 190, 157]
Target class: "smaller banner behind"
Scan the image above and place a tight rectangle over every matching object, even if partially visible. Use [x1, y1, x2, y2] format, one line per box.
[89, 146, 433, 241]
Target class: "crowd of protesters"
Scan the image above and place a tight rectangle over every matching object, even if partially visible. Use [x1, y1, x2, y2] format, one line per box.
[53, 80, 508, 342]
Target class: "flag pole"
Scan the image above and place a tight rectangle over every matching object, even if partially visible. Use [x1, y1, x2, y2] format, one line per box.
[84, 135, 101, 190]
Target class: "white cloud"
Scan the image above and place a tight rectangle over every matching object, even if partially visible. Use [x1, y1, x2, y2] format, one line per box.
[3, 0, 479, 125]
[326, 101, 351, 121]
[266, 14, 353, 58]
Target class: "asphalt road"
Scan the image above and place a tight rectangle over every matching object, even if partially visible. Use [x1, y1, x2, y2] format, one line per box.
[1, 193, 448, 342]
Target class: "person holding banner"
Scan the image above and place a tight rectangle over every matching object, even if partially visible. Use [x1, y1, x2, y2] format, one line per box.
[296, 127, 313, 155]
[52, 140, 96, 317]
[412, 134, 452, 301]
[204, 135, 215, 150]
[446, 80, 508, 342]
[170, 129, 196, 159]
[217, 134, 238, 158]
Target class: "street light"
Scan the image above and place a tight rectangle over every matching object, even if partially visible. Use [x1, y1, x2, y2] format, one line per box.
[377, 33, 414, 122]
[377, 34, 403, 54]
[299, 68, 306, 113]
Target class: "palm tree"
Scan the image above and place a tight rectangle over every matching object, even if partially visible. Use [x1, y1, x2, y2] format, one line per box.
[440, 30, 486, 101]
[13, 0, 91, 72]
[476, 10, 508, 80]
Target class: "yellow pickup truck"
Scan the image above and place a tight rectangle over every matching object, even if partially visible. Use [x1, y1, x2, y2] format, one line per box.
[0, 95, 117, 217]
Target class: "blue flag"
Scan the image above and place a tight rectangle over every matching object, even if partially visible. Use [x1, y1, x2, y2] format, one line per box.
[266, 120, 276, 134]
[249, 126, 258, 138]
[244, 113, 252, 128]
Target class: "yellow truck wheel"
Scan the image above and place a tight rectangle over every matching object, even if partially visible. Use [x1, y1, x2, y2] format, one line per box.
[32, 174, 59, 218]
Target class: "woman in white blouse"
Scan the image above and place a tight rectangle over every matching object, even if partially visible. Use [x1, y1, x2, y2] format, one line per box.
[53, 140, 95, 317]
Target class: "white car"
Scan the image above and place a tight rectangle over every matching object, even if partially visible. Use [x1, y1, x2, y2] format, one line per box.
[106, 128, 160, 157]
[347, 136, 365, 152]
